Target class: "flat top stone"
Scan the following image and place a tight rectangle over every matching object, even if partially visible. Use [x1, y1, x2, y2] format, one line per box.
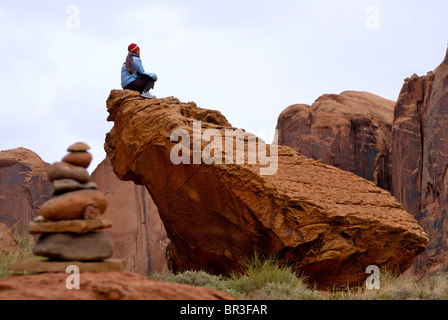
[67, 142, 91, 152]
[47, 162, 90, 183]
[8, 259, 126, 273]
[33, 231, 113, 261]
[52, 179, 98, 196]
[29, 217, 111, 234]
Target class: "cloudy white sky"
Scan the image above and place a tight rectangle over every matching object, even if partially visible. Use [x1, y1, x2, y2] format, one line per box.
[1, 0, 447, 172]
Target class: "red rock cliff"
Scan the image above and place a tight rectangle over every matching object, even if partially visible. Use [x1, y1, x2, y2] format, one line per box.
[276, 91, 394, 190]
[0, 148, 52, 231]
[390, 49, 448, 276]
[90, 157, 169, 275]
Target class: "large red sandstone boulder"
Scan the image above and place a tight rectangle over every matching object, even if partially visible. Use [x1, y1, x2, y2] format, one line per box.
[390, 49, 448, 276]
[0, 148, 52, 231]
[90, 157, 169, 275]
[105, 89, 428, 289]
[276, 91, 395, 190]
[0, 272, 236, 300]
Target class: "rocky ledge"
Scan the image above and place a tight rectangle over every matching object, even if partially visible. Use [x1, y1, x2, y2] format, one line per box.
[0, 272, 236, 300]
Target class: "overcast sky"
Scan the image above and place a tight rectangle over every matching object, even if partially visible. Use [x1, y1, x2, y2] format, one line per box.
[1, 0, 447, 172]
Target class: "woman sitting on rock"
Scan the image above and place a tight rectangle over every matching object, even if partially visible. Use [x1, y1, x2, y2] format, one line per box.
[121, 43, 158, 99]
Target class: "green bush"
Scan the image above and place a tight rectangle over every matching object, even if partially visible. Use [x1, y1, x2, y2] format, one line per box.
[226, 253, 302, 298]
[336, 270, 448, 300]
[152, 270, 226, 291]
[152, 253, 328, 300]
[246, 281, 327, 300]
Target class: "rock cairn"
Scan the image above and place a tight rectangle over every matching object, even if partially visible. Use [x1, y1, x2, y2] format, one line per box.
[10, 142, 125, 273]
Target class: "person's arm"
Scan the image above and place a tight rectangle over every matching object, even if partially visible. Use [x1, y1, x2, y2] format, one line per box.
[133, 57, 158, 80]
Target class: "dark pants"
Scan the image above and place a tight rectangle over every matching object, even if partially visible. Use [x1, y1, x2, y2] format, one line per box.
[124, 74, 155, 94]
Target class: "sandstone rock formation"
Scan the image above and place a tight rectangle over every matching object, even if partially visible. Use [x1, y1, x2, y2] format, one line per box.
[0, 272, 236, 300]
[90, 156, 169, 275]
[390, 49, 448, 276]
[0, 148, 52, 231]
[276, 91, 395, 190]
[105, 89, 428, 288]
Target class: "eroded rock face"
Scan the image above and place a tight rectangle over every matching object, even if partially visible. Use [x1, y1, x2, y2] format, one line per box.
[90, 156, 169, 276]
[105, 89, 428, 289]
[0, 148, 52, 231]
[276, 91, 395, 190]
[390, 49, 448, 276]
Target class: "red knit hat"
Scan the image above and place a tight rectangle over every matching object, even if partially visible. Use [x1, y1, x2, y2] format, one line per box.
[128, 43, 139, 52]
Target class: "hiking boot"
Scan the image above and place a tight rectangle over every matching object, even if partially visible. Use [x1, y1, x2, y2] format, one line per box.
[141, 91, 156, 99]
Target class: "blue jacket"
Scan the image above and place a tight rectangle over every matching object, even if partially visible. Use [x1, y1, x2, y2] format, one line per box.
[121, 56, 157, 88]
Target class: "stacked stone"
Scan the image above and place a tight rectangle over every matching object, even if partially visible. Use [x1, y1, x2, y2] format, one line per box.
[11, 142, 125, 273]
